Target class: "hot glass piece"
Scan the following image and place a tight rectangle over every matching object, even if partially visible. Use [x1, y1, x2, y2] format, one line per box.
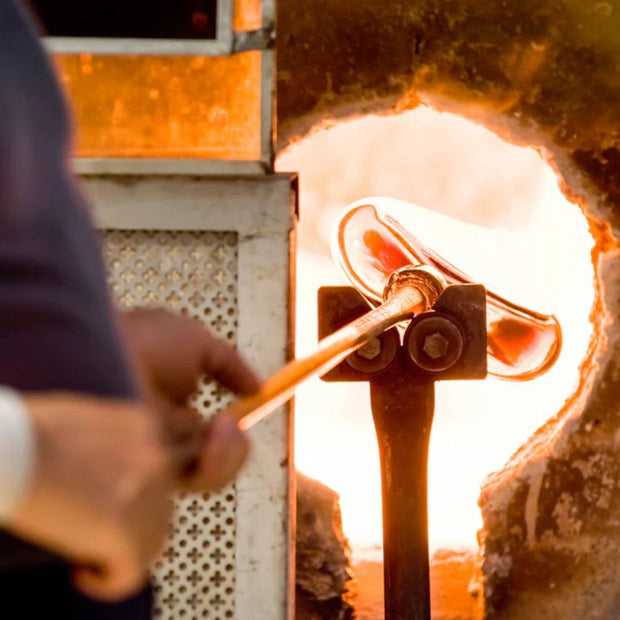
[334, 201, 562, 380]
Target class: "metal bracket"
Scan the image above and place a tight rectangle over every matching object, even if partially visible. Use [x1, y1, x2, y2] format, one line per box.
[233, 26, 276, 52]
[318, 284, 487, 382]
[317, 283, 487, 620]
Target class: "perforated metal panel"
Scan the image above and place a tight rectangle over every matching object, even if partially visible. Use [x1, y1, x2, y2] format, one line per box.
[103, 230, 239, 618]
[89, 172, 296, 620]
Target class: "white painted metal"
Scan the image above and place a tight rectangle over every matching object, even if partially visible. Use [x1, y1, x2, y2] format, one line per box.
[74, 159, 268, 178]
[85, 173, 296, 619]
[260, 50, 275, 169]
[261, 0, 275, 29]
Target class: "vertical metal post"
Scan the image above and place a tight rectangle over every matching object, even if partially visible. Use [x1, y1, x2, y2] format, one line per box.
[370, 357, 435, 620]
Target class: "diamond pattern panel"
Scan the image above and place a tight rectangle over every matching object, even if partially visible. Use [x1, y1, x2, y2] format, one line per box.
[103, 230, 239, 619]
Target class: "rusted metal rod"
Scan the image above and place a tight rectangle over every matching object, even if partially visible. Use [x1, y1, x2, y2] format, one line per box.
[228, 266, 446, 429]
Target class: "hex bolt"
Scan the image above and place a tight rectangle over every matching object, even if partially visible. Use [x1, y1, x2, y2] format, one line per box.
[406, 314, 464, 373]
[357, 338, 382, 360]
[422, 332, 450, 359]
[346, 330, 399, 374]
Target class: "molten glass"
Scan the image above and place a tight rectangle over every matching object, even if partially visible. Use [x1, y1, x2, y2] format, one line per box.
[334, 201, 562, 380]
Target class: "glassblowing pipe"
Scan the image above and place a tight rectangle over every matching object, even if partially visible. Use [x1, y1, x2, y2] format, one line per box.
[228, 265, 447, 430]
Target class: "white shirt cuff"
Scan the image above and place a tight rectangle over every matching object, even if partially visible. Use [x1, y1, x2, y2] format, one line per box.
[0, 388, 35, 521]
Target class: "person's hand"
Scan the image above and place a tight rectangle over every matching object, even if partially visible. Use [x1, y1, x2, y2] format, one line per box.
[122, 309, 260, 491]
[5, 393, 175, 602]
[122, 308, 260, 406]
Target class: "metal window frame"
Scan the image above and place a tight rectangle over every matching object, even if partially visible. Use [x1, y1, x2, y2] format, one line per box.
[84, 170, 297, 619]
[51, 0, 276, 170]
[72, 45, 275, 174]
[42, 0, 234, 56]
[42, 0, 275, 55]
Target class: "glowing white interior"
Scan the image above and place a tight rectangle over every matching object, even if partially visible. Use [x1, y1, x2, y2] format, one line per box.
[276, 107, 595, 558]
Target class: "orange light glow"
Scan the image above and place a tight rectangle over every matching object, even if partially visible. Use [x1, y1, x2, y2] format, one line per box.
[361, 229, 411, 274]
[235, 0, 262, 31]
[277, 107, 595, 557]
[487, 318, 540, 368]
[54, 52, 262, 159]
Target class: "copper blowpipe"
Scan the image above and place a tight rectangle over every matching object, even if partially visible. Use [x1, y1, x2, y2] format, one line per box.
[228, 265, 446, 430]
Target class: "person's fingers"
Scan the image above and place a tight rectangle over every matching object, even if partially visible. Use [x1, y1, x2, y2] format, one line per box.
[122, 309, 200, 401]
[124, 308, 261, 400]
[183, 413, 250, 492]
[167, 427, 206, 481]
[158, 405, 203, 444]
[199, 331, 261, 396]
[153, 403, 205, 482]
[72, 563, 146, 603]
[156, 404, 250, 488]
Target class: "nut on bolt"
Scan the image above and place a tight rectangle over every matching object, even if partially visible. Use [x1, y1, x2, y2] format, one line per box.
[356, 338, 382, 360]
[347, 330, 399, 374]
[406, 314, 464, 372]
[422, 332, 450, 359]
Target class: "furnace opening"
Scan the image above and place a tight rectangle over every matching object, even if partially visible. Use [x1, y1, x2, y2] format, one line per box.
[276, 107, 595, 560]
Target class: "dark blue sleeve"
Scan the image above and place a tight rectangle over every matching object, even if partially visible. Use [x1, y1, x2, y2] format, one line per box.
[0, 0, 142, 582]
[0, 0, 138, 398]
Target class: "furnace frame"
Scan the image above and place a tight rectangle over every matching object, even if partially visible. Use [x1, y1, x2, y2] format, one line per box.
[45, 0, 275, 171]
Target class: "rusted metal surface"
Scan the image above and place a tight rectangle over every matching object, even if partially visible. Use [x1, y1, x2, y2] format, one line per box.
[319, 284, 487, 383]
[347, 334, 399, 374]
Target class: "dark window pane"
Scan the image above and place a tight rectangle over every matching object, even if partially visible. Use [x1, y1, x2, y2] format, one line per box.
[29, 0, 218, 39]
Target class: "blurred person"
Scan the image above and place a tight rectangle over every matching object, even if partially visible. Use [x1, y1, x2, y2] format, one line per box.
[0, 0, 259, 617]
